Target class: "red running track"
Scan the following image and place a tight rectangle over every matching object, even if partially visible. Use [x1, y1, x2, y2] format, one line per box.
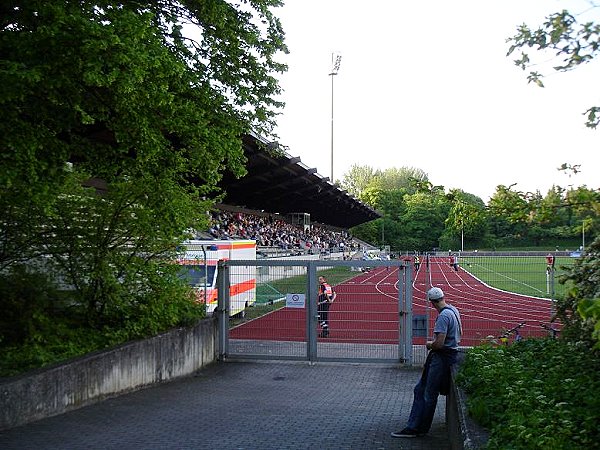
[230, 258, 555, 346]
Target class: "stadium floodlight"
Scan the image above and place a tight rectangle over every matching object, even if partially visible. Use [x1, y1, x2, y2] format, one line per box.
[330, 53, 342, 75]
[329, 52, 342, 183]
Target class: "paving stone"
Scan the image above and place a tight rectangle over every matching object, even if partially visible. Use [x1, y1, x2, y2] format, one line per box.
[0, 361, 450, 450]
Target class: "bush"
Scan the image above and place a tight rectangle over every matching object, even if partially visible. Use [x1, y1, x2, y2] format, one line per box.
[556, 236, 600, 345]
[0, 266, 61, 347]
[0, 264, 205, 377]
[457, 339, 600, 449]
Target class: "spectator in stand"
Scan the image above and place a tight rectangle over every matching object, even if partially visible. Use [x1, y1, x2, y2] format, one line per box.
[206, 209, 356, 255]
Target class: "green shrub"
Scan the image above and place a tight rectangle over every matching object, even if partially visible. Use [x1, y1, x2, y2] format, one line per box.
[556, 236, 600, 345]
[0, 263, 205, 377]
[457, 339, 600, 449]
[0, 266, 61, 347]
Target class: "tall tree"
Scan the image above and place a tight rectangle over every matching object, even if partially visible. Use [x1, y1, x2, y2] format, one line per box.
[567, 186, 600, 243]
[443, 189, 488, 250]
[487, 184, 530, 245]
[401, 191, 451, 251]
[340, 164, 380, 198]
[0, 1, 287, 332]
[377, 167, 428, 192]
[341, 164, 429, 200]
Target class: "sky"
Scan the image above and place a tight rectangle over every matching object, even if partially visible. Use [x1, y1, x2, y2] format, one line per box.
[272, 0, 600, 202]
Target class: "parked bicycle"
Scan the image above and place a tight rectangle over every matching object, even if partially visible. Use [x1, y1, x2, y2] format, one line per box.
[540, 322, 560, 339]
[498, 322, 526, 345]
[484, 322, 526, 346]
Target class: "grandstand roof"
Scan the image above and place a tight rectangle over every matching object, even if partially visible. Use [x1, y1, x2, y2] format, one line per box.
[217, 134, 381, 229]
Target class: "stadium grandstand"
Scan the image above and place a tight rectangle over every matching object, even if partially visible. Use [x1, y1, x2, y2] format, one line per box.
[199, 133, 381, 257]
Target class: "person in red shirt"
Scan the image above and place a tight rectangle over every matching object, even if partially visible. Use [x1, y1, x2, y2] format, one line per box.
[546, 254, 555, 274]
[449, 252, 459, 272]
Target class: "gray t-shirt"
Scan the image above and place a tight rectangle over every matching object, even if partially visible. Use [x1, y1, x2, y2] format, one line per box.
[433, 304, 462, 349]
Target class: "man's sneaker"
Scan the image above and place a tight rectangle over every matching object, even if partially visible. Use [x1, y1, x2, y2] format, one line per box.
[390, 427, 424, 438]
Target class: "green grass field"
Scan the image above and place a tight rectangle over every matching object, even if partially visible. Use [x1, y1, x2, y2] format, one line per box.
[460, 255, 576, 299]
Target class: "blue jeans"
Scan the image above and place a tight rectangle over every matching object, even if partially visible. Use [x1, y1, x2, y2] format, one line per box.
[406, 350, 457, 433]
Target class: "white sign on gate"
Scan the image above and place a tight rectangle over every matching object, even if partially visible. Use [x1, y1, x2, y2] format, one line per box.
[286, 293, 305, 308]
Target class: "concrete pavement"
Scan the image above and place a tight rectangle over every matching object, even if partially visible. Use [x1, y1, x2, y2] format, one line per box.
[0, 361, 451, 450]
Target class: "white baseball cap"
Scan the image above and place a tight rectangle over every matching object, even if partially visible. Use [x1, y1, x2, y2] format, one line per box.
[427, 287, 444, 302]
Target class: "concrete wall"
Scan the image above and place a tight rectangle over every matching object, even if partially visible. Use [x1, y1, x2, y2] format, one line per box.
[446, 362, 490, 450]
[0, 318, 217, 431]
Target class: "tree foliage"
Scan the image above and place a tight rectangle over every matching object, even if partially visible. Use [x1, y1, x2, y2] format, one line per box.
[376, 167, 428, 192]
[445, 190, 487, 235]
[507, 6, 600, 128]
[0, 0, 287, 366]
[340, 164, 379, 198]
[347, 162, 597, 252]
[341, 165, 428, 200]
[558, 235, 600, 345]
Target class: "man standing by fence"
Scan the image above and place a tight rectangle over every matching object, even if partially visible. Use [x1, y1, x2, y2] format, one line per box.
[317, 275, 336, 338]
[392, 286, 462, 438]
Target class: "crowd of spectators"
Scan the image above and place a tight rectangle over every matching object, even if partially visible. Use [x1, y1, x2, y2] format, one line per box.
[207, 209, 358, 255]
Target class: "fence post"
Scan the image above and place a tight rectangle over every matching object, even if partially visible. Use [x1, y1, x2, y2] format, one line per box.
[398, 263, 404, 362]
[217, 261, 230, 361]
[550, 266, 556, 314]
[404, 261, 413, 365]
[307, 261, 318, 363]
[425, 253, 431, 338]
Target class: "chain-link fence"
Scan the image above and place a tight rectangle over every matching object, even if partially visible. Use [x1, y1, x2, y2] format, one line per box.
[215, 253, 574, 364]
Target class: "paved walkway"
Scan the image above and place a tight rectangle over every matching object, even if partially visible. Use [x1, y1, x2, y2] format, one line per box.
[0, 362, 450, 450]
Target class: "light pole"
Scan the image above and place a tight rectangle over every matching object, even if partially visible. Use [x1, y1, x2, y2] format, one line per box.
[461, 217, 464, 252]
[582, 218, 591, 252]
[457, 200, 465, 252]
[329, 52, 342, 183]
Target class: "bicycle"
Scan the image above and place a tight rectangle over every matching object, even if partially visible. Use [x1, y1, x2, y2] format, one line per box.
[484, 322, 526, 346]
[498, 322, 526, 345]
[540, 322, 560, 339]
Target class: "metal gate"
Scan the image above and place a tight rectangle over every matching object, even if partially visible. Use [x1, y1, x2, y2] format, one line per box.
[215, 259, 414, 364]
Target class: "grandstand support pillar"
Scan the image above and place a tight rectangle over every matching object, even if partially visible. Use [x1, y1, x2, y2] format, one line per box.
[217, 261, 230, 361]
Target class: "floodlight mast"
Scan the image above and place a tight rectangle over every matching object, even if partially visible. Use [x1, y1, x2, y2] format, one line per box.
[329, 52, 342, 183]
